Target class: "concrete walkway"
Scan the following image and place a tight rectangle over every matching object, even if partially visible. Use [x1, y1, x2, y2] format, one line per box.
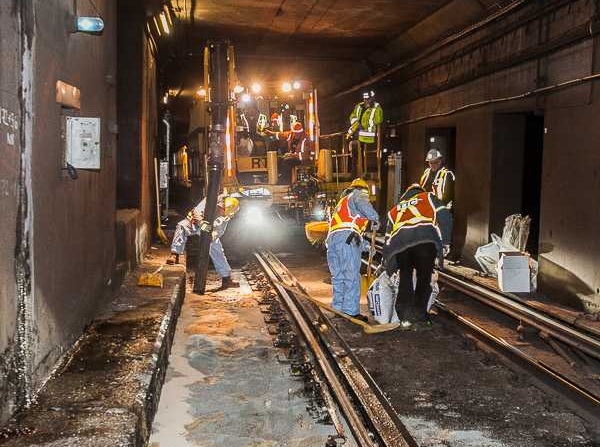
[149, 269, 335, 447]
[0, 248, 186, 447]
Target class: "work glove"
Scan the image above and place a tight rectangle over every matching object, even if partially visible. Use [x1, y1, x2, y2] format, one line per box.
[199, 220, 213, 234]
[443, 245, 451, 258]
[361, 239, 371, 253]
[345, 232, 361, 247]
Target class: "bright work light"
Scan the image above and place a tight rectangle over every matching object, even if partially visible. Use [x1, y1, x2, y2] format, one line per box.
[76, 17, 104, 34]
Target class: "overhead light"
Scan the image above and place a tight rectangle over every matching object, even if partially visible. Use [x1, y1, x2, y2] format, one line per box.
[292, 81, 301, 90]
[282, 82, 292, 93]
[75, 17, 104, 35]
[233, 85, 244, 94]
[196, 88, 206, 97]
[251, 83, 261, 94]
[241, 93, 251, 103]
[159, 12, 170, 35]
[430, 137, 435, 143]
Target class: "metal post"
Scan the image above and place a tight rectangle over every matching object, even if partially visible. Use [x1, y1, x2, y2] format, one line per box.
[162, 111, 171, 219]
[193, 41, 229, 294]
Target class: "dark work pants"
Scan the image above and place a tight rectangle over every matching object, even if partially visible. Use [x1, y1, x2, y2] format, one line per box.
[393, 243, 437, 321]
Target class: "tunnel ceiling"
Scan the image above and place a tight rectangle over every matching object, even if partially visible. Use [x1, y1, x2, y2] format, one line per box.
[152, 0, 508, 108]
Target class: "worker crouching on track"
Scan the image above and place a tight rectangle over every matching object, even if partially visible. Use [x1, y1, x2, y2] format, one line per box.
[326, 178, 379, 321]
[383, 184, 451, 328]
[167, 196, 241, 290]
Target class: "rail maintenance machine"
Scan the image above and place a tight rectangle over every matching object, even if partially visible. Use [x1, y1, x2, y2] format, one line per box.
[185, 43, 390, 224]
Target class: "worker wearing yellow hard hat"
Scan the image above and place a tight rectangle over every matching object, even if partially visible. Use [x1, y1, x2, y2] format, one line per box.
[326, 178, 379, 321]
[167, 194, 241, 289]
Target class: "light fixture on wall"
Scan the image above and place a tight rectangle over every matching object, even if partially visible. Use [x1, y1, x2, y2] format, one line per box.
[72, 16, 104, 35]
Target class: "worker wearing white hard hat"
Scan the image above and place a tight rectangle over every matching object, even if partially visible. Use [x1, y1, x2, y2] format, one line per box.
[419, 148, 455, 258]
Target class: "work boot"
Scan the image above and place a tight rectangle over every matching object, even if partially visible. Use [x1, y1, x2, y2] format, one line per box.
[166, 253, 179, 265]
[220, 276, 240, 290]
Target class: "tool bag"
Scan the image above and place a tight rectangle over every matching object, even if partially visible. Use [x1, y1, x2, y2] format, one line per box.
[367, 271, 400, 324]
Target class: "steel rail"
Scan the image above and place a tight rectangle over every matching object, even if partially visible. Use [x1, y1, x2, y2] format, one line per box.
[367, 235, 600, 415]
[254, 252, 376, 447]
[371, 235, 600, 361]
[435, 302, 600, 418]
[262, 250, 417, 447]
[256, 250, 417, 447]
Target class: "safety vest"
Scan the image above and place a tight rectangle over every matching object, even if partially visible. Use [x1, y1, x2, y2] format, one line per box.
[357, 102, 383, 143]
[387, 193, 437, 239]
[329, 193, 369, 236]
[419, 167, 454, 204]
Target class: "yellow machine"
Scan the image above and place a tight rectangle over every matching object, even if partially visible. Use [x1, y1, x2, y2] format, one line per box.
[189, 43, 384, 217]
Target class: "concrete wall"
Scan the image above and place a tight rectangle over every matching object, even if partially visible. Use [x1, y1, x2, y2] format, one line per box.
[323, 0, 600, 311]
[28, 0, 118, 390]
[116, 0, 157, 266]
[0, 0, 23, 423]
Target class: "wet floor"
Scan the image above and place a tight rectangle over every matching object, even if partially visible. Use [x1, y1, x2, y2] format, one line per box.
[149, 269, 335, 447]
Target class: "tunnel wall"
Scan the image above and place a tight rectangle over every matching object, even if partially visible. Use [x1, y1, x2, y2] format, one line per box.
[116, 0, 157, 268]
[28, 0, 119, 393]
[0, 1, 23, 424]
[381, 0, 600, 311]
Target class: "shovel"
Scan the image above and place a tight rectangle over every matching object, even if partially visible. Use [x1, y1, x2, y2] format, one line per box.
[278, 282, 400, 334]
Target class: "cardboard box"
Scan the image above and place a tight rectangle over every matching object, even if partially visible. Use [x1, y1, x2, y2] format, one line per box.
[497, 252, 530, 293]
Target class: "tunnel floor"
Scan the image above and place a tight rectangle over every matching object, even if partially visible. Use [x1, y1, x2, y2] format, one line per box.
[268, 226, 598, 447]
[148, 269, 340, 447]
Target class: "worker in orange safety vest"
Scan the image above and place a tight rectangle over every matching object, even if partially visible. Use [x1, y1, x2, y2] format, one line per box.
[383, 184, 452, 327]
[326, 178, 379, 320]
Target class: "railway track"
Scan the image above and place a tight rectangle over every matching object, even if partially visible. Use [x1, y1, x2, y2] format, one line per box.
[368, 234, 600, 420]
[254, 250, 417, 447]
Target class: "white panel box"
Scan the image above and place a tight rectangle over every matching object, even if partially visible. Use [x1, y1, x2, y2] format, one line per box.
[65, 117, 101, 169]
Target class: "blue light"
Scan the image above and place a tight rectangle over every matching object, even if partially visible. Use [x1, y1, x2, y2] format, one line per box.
[76, 17, 104, 34]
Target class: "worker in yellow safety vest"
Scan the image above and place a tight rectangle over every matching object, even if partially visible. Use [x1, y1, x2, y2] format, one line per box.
[419, 149, 455, 210]
[346, 90, 383, 144]
[326, 178, 379, 320]
[383, 184, 452, 327]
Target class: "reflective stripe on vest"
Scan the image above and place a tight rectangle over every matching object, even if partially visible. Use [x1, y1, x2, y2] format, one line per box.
[387, 193, 436, 239]
[420, 167, 450, 202]
[329, 194, 369, 235]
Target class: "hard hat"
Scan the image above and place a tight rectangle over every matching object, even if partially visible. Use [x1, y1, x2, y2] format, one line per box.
[270, 112, 280, 121]
[291, 121, 304, 133]
[362, 90, 375, 99]
[350, 178, 369, 190]
[223, 197, 240, 217]
[426, 148, 443, 162]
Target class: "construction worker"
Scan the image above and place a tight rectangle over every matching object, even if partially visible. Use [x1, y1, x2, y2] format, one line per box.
[346, 91, 383, 143]
[326, 178, 379, 320]
[167, 196, 241, 289]
[383, 184, 452, 327]
[419, 149, 455, 209]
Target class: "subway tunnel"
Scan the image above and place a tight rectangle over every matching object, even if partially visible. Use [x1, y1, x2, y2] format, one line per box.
[1, 0, 600, 445]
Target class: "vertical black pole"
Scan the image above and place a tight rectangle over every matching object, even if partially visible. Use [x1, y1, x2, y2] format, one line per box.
[193, 41, 228, 294]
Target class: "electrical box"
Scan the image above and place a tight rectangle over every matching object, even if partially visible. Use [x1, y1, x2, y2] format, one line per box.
[65, 117, 101, 169]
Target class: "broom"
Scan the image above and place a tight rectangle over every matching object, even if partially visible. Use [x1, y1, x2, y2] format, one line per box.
[305, 221, 329, 245]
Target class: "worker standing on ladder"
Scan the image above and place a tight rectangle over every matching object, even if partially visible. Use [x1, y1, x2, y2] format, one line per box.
[346, 91, 383, 175]
[326, 178, 379, 321]
[167, 196, 240, 290]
